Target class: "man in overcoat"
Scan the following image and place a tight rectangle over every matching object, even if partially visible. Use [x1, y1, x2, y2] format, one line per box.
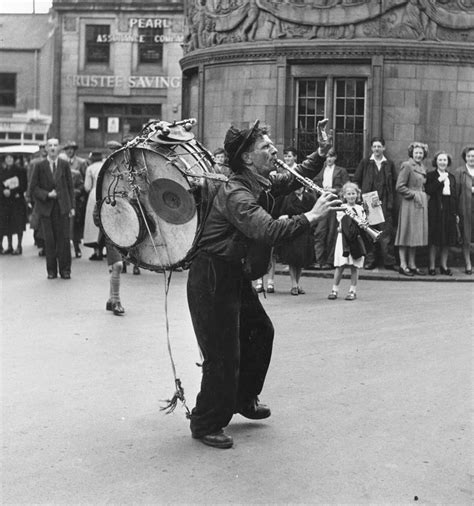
[354, 137, 397, 270]
[29, 138, 75, 279]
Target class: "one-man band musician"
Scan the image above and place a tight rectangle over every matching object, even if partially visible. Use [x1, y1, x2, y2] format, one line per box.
[186, 120, 341, 449]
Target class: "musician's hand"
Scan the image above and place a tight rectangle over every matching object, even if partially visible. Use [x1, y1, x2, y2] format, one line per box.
[316, 118, 333, 157]
[69, 209, 75, 218]
[3, 188, 11, 197]
[304, 191, 342, 225]
[48, 189, 57, 199]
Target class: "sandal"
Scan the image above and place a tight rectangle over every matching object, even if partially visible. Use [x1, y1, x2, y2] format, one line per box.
[327, 290, 338, 300]
[255, 282, 263, 293]
[290, 287, 299, 296]
[345, 291, 357, 301]
[297, 287, 305, 294]
[267, 283, 275, 293]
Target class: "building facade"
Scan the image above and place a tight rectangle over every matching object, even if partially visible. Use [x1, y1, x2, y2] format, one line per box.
[180, 0, 474, 171]
[0, 14, 54, 146]
[53, 0, 184, 151]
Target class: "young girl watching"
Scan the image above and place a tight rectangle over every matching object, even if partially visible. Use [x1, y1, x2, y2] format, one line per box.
[328, 182, 367, 301]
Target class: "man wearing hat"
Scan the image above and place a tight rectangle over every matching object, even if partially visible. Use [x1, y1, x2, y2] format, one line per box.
[186, 119, 341, 449]
[61, 141, 88, 258]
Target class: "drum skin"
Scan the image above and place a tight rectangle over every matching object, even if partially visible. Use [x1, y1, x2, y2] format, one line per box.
[96, 138, 215, 271]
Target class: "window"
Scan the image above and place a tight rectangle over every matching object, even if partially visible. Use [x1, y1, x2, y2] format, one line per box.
[86, 25, 110, 64]
[138, 27, 163, 64]
[297, 79, 326, 158]
[295, 76, 366, 172]
[84, 103, 162, 147]
[0, 73, 16, 107]
[333, 78, 366, 171]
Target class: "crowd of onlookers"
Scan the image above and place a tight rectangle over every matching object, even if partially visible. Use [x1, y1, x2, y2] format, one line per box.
[254, 139, 474, 298]
[1, 137, 473, 298]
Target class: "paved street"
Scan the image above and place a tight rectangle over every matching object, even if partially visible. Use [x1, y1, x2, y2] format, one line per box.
[2, 229, 472, 504]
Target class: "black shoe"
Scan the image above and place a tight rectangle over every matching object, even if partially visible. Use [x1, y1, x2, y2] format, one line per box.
[133, 266, 141, 275]
[409, 267, 426, 276]
[398, 267, 414, 277]
[112, 302, 125, 315]
[89, 253, 103, 261]
[74, 246, 82, 258]
[439, 267, 452, 276]
[364, 263, 376, 270]
[38, 248, 45, 257]
[106, 300, 125, 315]
[47, 273, 57, 279]
[193, 430, 233, 449]
[384, 264, 396, 271]
[238, 399, 271, 420]
[466, 269, 472, 275]
[60, 272, 71, 279]
[428, 268, 436, 275]
[4, 247, 13, 255]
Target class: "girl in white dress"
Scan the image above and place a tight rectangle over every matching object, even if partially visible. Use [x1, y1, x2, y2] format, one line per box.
[328, 182, 366, 301]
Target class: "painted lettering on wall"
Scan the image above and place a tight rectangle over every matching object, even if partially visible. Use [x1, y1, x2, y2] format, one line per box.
[65, 75, 182, 89]
[129, 18, 173, 29]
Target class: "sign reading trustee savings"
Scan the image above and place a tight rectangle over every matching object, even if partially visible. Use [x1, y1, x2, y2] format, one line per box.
[65, 75, 181, 89]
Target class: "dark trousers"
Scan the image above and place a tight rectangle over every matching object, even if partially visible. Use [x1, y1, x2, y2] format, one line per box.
[187, 252, 274, 438]
[41, 202, 71, 276]
[364, 214, 396, 267]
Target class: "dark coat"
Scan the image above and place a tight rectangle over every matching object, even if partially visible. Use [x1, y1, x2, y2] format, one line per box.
[0, 164, 28, 235]
[29, 158, 74, 217]
[313, 164, 349, 194]
[425, 170, 458, 246]
[275, 190, 316, 268]
[453, 165, 472, 244]
[354, 156, 397, 214]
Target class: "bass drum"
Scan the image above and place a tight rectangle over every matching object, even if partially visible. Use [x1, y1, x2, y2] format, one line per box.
[96, 134, 216, 271]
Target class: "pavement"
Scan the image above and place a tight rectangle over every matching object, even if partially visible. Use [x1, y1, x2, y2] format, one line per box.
[1, 228, 473, 504]
[275, 261, 474, 283]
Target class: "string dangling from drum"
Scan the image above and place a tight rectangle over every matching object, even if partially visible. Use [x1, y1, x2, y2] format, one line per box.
[127, 147, 192, 417]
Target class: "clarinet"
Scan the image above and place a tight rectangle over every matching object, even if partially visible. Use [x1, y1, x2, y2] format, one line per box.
[272, 158, 382, 242]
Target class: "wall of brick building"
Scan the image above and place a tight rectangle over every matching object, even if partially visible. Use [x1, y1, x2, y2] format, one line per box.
[202, 62, 278, 153]
[382, 62, 474, 169]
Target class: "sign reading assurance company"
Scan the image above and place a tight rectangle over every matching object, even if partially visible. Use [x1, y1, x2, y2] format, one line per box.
[65, 75, 181, 89]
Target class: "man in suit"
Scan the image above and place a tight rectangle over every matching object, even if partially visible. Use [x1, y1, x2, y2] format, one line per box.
[312, 148, 349, 269]
[354, 137, 397, 270]
[29, 138, 75, 279]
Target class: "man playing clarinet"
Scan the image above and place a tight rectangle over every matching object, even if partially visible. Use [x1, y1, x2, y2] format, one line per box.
[187, 119, 341, 449]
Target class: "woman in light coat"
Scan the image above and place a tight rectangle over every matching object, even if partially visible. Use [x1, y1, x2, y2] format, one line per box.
[395, 142, 429, 276]
[83, 152, 104, 260]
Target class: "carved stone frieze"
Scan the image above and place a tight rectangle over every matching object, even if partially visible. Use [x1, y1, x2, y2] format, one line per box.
[182, 0, 474, 52]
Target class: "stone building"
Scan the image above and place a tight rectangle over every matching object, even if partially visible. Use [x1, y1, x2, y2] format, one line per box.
[52, 0, 184, 151]
[180, 0, 474, 171]
[0, 14, 54, 146]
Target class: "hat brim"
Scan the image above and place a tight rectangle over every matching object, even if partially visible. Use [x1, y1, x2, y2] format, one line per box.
[229, 119, 260, 163]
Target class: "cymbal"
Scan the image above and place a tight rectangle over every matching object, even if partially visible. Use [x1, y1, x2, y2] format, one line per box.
[148, 178, 196, 225]
[148, 125, 195, 144]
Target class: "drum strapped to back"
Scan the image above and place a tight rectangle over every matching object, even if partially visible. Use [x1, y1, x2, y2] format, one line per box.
[96, 119, 227, 271]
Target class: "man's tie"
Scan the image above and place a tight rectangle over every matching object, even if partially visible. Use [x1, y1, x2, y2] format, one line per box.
[51, 161, 56, 177]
